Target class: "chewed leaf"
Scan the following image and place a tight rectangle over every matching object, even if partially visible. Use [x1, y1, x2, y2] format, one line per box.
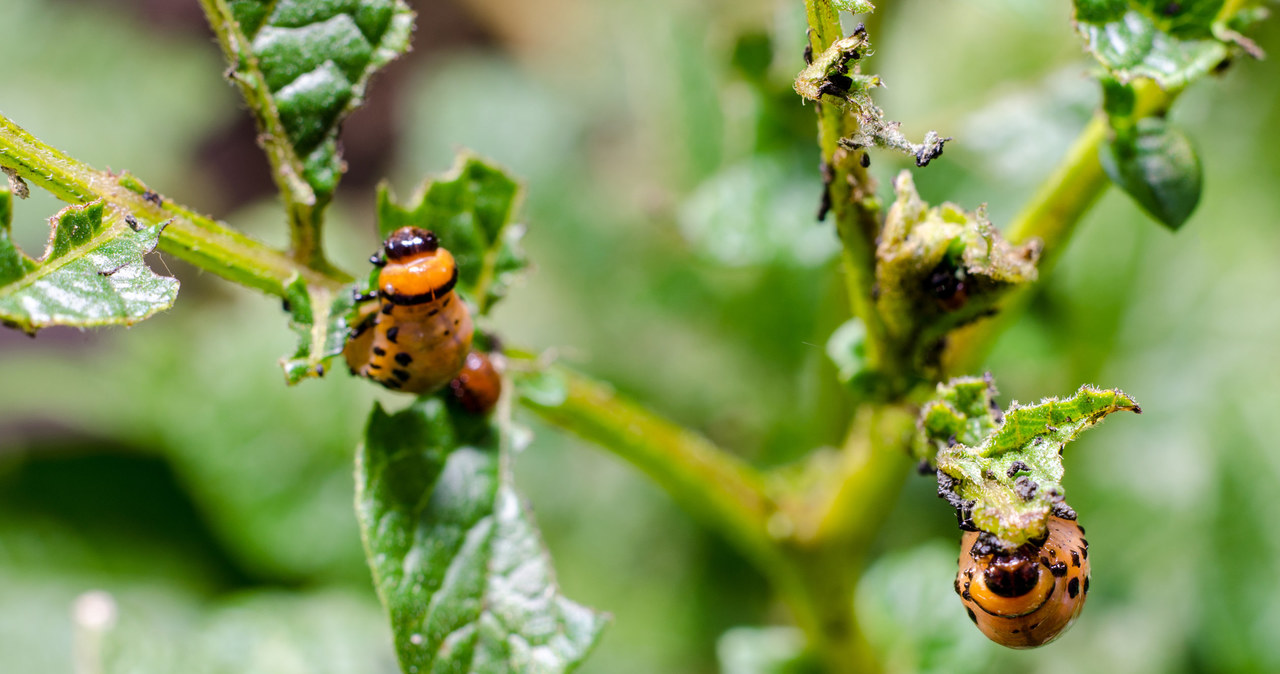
[377, 152, 527, 314]
[876, 172, 1040, 371]
[933, 383, 1140, 546]
[279, 276, 356, 384]
[221, 0, 413, 205]
[1072, 0, 1259, 89]
[916, 375, 1003, 463]
[356, 398, 608, 673]
[0, 198, 178, 334]
[795, 31, 948, 166]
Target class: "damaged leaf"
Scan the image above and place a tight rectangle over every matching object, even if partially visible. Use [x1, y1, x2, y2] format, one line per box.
[0, 196, 178, 334]
[929, 380, 1140, 546]
[280, 276, 356, 384]
[876, 172, 1039, 370]
[794, 29, 949, 166]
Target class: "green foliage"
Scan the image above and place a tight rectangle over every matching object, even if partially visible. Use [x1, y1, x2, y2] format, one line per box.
[356, 398, 607, 674]
[1100, 116, 1203, 230]
[927, 379, 1140, 545]
[376, 152, 527, 315]
[876, 173, 1039, 371]
[1072, 0, 1233, 88]
[280, 276, 356, 383]
[717, 626, 821, 674]
[832, 0, 875, 13]
[220, 0, 413, 206]
[0, 194, 178, 334]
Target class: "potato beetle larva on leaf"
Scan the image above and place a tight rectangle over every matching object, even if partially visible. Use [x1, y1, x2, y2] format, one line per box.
[345, 227, 474, 395]
[956, 515, 1090, 648]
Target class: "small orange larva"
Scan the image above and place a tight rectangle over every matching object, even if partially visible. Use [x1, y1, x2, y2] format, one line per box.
[956, 515, 1090, 648]
[345, 227, 474, 394]
[448, 350, 503, 414]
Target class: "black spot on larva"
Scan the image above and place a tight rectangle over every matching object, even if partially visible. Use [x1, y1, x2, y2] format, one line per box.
[1068, 577, 1080, 598]
[1071, 550, 1080, 568]
[383, 378, 401, 390]
[1048, 562, 1068, 577]
[1084, 576, 1090, 594]
[443, 297, 451, 307]
[1078, 525, 1087, 535]
[395, 352, 413, 366]
[381, 302, 395, 315]
[454, 319, 460, 326]
[392, 369, 410, 382]
[443, 330, 451, 337]
[369, 363, 382, 370]
[1081, 544, 1088, 560]
[962, 588, 972, 601]
[386, 326, 399, 343]
[1014, 476, 1038, 501]
[372, 346, 386, 357]
[954, 577, 961, 596]
[1006, 461, 1030, 478]
[966, 608, 977, 624]
[1012, 629, 1020, 634]
[428, 308, 439, 317]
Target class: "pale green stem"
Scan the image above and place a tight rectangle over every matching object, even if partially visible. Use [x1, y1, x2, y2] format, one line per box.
[0, 113, 349, 296]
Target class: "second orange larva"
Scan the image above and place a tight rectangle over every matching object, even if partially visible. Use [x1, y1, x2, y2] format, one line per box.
[344, 227, 474, 394]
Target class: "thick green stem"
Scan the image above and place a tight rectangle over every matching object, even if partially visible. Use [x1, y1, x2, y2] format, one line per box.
[519, 369, 784, 574]
[197, 0, 332, 272]
[0, 114, 349, 296]
[942, 82, 1175, 375]
[806, 1, 891, 375]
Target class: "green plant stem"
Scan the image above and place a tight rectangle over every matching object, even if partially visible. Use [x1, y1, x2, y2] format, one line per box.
[942, 81, 1175, 375]
[806, 0, 891, 376]
[197, 0, 333, 273]
[519, 368, 785, 573]
[0, 114, 349, 296]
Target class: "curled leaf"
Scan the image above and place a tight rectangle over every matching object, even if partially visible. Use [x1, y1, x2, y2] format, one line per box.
[876, 172, 1040, 370]
[279, 276, 356, 384]
[929, 380, 1140, 546]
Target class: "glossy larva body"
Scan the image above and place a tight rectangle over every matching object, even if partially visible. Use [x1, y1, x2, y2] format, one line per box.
[956, 515, 1090, 649]
[449, 350, 502, 413]
[345, 227, 474, 394]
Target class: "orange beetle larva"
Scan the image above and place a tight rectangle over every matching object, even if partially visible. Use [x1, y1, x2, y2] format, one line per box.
[448, 350, 503, 414]
[956, 515, 1090, 649]
[345, 227, 474, 394]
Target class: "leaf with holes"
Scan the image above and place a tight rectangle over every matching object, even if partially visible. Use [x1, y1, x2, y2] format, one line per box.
[214, 0, 412, 207]
[0, 195, 178, 334]
[280, 276, 356, 384]
[1071, 0, 1262, 89]
[932, 383, 1140, 546]
[356, 398, 608, 673]
[376, 152, 527, 315]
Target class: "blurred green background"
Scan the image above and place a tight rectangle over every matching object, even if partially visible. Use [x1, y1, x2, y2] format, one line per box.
[1, 0, 1277, 672]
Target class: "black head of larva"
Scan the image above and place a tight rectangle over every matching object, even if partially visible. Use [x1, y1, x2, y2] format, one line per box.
[384, 227, 440, 261]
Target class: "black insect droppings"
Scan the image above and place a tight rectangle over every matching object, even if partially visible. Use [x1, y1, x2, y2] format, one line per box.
[1006, 461, 1030, 478]
[1014, 476, 1038, 501]
[125, 215, 141, 231]
[143, 190, 163, 206]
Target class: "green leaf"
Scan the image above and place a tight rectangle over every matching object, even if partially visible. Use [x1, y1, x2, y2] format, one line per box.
[916, 375, 1003, 464]
[876, 172, 1040, 370]
[832, 0, 876, 13]
[376, 151, 527, 314]
[0, 199, 178, 334]
[794, 32, 948, 166]
[1072, 0, 1234, 88]
[717, 626, 820, 674]
[1101, 117, 1203, 230]
[931, 382, 1140, 546]
[356, 398, 608, 674]
[218, 0, 413, 205]
[279, 276, 356, 384]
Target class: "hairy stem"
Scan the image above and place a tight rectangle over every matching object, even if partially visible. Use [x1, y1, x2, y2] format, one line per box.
[806, 1, 891, 374]
[197, 0, 333, 272]
[519, 368, 784, 573]
[0, 114, 349, 296]
[942, 81, 1175, 375]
